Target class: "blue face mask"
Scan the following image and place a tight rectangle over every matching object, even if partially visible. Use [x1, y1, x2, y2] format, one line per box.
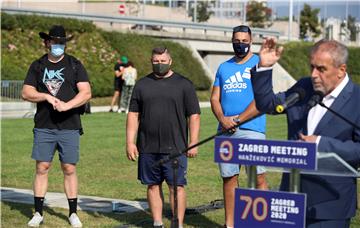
[50, 44, 65, 57]
[232, 42, 250, 59]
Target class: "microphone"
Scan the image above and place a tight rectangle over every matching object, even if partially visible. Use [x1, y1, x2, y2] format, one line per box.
[307, 91, 324, 110]
[276, 87, 306, 113]
[307, 91, 360, 130]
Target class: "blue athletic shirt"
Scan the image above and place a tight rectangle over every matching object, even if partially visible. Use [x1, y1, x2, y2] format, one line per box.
[213, 55, 266, 133]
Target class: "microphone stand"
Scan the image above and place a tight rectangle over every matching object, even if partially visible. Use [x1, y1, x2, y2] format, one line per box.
[153, 121, 244, 228]
[319, 102, 360, 130]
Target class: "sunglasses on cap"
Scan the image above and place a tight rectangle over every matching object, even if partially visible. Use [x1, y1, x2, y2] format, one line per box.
[49, 37, 66, 45]
[233, 25, 252, 35]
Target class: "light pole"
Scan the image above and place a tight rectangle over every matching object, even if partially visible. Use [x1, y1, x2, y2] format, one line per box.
[243, 1, 247, 24]
[194, 0, 197, 23]
[288, 0, 293, 41]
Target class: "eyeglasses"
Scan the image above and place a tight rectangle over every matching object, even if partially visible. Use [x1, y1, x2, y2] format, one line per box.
[233, 25, 252, 35]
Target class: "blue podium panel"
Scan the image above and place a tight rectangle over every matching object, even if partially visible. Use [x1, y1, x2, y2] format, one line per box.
[235, 188, 306, 228]
[214, 137, 317, 170]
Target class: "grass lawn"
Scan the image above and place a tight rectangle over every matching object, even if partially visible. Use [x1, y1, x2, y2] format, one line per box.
[2, 108, 360, 227]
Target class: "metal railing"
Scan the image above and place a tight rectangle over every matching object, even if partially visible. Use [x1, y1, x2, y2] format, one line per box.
[1, 7, 280, 39]
[1, 80, 23, 101]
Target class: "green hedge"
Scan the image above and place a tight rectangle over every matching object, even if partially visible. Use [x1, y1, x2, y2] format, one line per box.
[279, 41, 360, 85]
[1, 13, 96, 32]
[1, 13, 211, 97]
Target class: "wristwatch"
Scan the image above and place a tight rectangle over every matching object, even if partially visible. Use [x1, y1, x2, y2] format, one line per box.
[233, 117, 241, 123]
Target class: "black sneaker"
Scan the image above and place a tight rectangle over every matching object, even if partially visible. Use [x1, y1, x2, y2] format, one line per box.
[109, 109, 114, 112]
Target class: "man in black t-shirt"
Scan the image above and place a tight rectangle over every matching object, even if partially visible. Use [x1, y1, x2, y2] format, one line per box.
[126, 47, 201, 228]
[22, 25, 91, 228]
[109, 56, 127, 112]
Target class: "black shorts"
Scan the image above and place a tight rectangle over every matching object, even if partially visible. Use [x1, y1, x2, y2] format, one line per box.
[138, 153, 187, 186]
[114, 77, 124, 92]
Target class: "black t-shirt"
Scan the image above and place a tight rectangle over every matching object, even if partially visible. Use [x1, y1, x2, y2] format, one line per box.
[114, 62, 125, 83]
[24, 54, 89, 130]
[129, 73, 201, 154]
[114, 62, 125, 71]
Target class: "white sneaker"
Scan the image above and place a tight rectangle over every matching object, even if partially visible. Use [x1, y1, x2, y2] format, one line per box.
[69, 213, 82, 228]
[27, 212, 43, 227]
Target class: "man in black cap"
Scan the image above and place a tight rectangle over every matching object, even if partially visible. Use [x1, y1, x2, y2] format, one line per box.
[22, 25, 91, 227]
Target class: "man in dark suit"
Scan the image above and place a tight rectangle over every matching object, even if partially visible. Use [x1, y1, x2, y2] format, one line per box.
[250, 38, 360, 228]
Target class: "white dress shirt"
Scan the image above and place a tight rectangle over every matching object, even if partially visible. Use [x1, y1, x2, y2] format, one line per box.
[307, 74, 349, 144]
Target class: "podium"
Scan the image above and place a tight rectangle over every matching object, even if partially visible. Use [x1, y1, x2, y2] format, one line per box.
[214, 137, 359, 228]
[299, 152, 359, 177]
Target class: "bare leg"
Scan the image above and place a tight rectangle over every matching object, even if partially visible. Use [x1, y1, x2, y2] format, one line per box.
[223, 175, 238, 227]
[168, 185, 186, 226]
[110, 91, 120, 110]
[256, 173, 269, 190]
[33, 161, 52, 197]
[61, 163, 78, 198]
[147, 184, 164, 223]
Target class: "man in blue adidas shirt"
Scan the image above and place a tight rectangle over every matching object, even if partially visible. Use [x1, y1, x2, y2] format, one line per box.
[210, 25, 268, 228]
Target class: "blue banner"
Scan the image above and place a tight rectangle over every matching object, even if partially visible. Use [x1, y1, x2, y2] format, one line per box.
[214, 137, 317, 170]
[235, 188, 306, 228]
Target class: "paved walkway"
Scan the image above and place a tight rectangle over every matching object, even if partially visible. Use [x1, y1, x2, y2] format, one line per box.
[1, 187, 148, 214]
[1, 102, 211, 119]
[92, 102, 211, 113]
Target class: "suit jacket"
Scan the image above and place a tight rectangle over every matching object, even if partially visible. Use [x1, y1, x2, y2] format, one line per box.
[251, 69, 360, 220]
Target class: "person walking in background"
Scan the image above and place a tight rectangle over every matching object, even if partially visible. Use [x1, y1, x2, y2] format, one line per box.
[210, 25, 268, 228]
[252, 38, 360, 228]
[126, 47, 200, 228]
[119, 61, 137, 113]
[22, 25, 91, 227]
[109, 55, 128, 112]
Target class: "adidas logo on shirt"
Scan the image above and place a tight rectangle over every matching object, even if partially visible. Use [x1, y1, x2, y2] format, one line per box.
[223, 68, 251, 92]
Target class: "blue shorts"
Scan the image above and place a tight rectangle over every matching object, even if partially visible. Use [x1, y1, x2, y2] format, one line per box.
[31, 128, 80, 164]
[138, 153, 187, 186]
[219, 128, 266, 178]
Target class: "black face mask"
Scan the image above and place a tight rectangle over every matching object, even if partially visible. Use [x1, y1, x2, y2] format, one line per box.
[232, 42, 250, 59]
[152, 63, 170, 77]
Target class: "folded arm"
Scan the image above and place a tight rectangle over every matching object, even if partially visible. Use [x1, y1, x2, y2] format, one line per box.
[55, 82, 92, 112]
[22, 84, 59, 108]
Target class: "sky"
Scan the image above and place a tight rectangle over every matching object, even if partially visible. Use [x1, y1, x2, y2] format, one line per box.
[267, 0, 360, 22]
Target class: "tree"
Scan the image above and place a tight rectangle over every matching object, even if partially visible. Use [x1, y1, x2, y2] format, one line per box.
[347, 15, 358, 42]
[246, 0, 272, 28]
[300, 3, 321, 39]
[189, 1, 214, 23]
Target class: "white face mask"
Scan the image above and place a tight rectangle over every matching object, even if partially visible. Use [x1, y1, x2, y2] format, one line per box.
[50, 44, 65, 57]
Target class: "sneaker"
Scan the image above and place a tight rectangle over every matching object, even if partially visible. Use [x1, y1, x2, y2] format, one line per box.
[27, 212, 43, 227]
[118, 108, 126, 113]
[68, 213, 82, 228]
[109, 109, 114, 112]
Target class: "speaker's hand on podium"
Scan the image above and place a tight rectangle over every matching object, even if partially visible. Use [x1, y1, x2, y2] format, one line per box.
[299, 133, 318, 143]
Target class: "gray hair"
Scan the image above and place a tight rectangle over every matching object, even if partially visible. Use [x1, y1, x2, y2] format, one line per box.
[311, 39, 348, 67]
